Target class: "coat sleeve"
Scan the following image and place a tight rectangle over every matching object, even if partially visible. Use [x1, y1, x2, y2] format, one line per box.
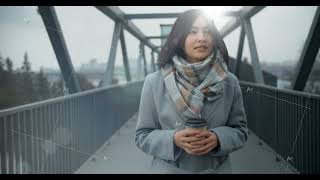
[135, 75, 182, 161]
[209, 76, 248, 157]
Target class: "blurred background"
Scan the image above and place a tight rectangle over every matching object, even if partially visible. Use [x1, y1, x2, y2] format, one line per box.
[0, 6, 318, 110]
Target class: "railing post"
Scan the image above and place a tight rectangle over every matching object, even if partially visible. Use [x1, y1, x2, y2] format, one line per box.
[120, 27, 131, 82]
[136, 45, 142, 80]
[150, 51, 156, 72]
[38, 6, 81, 93]
[103, 22, 122, 86]
[140, 42, 147, 77]
[243, 18, 265, 85]
[235, 22, 246, 78]
[291, 7, 320, 91]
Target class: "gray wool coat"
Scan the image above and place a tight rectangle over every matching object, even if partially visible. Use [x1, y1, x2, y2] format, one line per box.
[135, 70, 248, 174]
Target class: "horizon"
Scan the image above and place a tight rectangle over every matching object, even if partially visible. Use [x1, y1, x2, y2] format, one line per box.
[2, 53, 306, 73]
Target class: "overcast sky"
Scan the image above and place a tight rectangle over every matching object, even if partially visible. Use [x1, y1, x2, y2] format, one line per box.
[0, 6, 317, 71]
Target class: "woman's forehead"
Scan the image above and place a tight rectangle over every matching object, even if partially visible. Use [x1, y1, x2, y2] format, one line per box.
[191, 16, 210, 29]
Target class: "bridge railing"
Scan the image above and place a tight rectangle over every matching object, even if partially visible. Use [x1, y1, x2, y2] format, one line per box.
[0, 81, 143, 174]
[240, 81, 320, 174]
[1, 79, 319, 174]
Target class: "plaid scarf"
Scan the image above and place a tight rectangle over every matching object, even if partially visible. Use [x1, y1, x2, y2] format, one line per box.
[161, 49, 228, 126]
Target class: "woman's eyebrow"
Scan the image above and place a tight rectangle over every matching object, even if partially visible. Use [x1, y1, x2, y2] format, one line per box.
[191, 26, 209, 29]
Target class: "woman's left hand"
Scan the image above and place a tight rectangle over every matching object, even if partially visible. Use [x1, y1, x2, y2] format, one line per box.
[189, 130, 219, 155]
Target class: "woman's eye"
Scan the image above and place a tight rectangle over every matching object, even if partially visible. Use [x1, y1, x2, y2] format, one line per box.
[190, 30, 197, 34]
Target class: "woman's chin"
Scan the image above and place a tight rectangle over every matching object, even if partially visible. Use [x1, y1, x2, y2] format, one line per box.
[196, 56, 209, 62]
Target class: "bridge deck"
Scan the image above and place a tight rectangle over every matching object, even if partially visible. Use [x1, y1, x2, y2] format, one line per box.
[76, 113, 297, 174]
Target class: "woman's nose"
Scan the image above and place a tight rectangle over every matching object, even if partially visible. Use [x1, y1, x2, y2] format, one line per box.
[197, 32, 206, 42]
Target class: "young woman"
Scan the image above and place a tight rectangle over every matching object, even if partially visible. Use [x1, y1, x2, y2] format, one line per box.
[135, 9, 248, 174]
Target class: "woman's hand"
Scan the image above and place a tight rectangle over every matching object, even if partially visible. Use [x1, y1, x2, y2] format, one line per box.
[174, 128, 219, 155]
[173, 128, 207, 155]
[189, 130, 219, 155]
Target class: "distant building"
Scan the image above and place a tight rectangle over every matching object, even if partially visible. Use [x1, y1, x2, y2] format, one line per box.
[79, 59, 105, 74]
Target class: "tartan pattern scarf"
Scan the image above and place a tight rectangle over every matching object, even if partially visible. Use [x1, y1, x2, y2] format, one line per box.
[161, 49, 228, 123]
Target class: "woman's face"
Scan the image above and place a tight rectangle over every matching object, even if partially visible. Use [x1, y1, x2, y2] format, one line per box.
[184, 16, 214, 63]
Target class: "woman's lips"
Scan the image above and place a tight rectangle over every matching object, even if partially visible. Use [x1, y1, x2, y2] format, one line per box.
[194, 46, 208, 50]
[195, 46, 208, 52]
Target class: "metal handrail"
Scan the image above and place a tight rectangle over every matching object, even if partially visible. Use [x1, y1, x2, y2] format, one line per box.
[0, 80, 144, 117]
[240, 81, 320, 99]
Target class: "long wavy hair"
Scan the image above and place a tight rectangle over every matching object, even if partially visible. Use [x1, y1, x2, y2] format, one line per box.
[157, 9, 229, 67]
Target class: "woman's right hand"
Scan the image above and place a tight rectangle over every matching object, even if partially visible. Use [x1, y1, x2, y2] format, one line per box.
[173, 128, 206, 155]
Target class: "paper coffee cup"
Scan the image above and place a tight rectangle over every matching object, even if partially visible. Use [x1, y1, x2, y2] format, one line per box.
[185, 118, 208, 130]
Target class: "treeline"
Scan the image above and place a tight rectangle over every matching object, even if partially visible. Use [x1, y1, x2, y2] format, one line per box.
[0, 52, 95, 111]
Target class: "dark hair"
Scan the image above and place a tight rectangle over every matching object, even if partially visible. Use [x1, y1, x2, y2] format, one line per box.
[157, 9, 229, 67]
